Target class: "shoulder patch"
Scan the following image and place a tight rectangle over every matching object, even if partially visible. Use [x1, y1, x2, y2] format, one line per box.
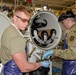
[69, 36, 75, 41]
[68, 30, 76, 46]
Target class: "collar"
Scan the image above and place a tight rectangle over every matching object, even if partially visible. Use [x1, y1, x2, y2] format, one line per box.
[11, 23, 24, 37]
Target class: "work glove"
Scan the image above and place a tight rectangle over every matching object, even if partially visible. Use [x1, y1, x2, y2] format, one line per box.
[41, 61, 50, 68]
[42, 50, 54, 60]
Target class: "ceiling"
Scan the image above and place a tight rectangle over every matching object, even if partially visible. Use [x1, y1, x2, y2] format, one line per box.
[1, 0, 76, 10]
[31, 0, 76, 10]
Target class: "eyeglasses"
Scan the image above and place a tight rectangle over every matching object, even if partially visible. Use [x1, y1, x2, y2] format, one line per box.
[16, 15, 30, 23]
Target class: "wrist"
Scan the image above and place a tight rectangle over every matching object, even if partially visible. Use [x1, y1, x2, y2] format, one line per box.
[54, 49, 57, 55]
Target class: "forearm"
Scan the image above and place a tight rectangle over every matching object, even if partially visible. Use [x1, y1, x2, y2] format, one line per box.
[21, 62, 42, 72]
[54, 47, 76, 60]
[12, 52, 46, 73]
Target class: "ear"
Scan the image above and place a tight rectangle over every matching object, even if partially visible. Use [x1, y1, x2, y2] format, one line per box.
[13, 15, 17, 21]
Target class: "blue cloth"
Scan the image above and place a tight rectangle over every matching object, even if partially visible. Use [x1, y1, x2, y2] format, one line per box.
[62, 60, 76, 75]
[62, 34, 76, 75]
[63, 34, 68, 50]
[2, 59, 26, 75]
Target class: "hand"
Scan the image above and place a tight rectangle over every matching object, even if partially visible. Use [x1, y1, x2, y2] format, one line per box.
[42, 50, 54, 60]
[41, 61, 50, 68]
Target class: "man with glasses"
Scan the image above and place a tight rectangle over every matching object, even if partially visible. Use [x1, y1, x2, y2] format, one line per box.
[1, 5, 50, 75]
[42, 10, 76, 75]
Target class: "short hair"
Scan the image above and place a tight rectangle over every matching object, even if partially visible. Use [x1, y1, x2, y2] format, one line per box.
[13, 5, 30, 16]
[58, 10, 75, 22]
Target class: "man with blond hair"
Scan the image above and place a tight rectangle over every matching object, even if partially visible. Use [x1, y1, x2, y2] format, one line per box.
[1, 5, 50, 75]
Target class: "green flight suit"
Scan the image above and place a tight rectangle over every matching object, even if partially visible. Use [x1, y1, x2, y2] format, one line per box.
[54, 24, 76, 60]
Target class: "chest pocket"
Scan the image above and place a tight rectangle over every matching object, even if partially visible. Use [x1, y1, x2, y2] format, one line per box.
[67, 30, 76, 46]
